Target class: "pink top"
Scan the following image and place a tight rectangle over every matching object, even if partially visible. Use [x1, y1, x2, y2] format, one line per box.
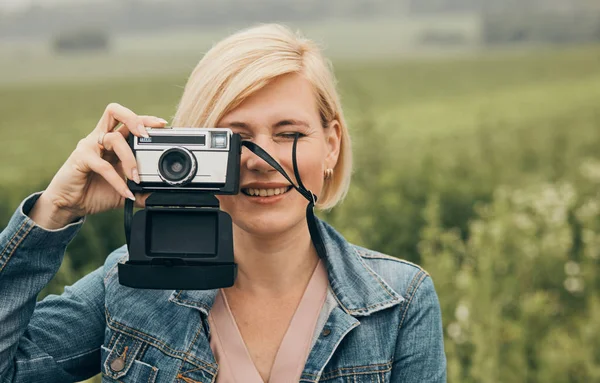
[207, 260, 328, 383]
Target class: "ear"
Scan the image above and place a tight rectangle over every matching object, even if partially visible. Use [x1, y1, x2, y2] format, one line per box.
[324, 119, 342, 170]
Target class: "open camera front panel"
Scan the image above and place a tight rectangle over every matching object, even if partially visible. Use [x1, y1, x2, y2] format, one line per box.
[127, 207, 234, 265]
[147, 208, 218, 258]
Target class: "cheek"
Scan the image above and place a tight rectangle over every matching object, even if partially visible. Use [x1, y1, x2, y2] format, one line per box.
[294, 148, 326, 193]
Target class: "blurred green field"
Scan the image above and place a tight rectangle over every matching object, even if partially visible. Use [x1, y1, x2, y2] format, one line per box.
[2, 45, 599, 189]
[0, 16, 481, 86]
[2, 44, 600, 382]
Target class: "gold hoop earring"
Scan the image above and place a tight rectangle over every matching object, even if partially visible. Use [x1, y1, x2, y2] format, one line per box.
[324, 168, 333, 180]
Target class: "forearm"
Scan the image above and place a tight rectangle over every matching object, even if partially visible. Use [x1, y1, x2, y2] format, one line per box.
[0, 192, 84, 378]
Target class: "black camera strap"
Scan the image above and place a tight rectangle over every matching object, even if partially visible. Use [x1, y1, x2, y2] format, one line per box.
[124, 133, 326, 265]
[241, 133, 327, 260]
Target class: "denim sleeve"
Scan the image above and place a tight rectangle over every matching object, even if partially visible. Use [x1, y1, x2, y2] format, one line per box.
[0, 193, 106, 383]
[392, 274, 447, 382]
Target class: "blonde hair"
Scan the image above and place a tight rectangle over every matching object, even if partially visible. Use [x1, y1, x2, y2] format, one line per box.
[172, 24, 352, 210]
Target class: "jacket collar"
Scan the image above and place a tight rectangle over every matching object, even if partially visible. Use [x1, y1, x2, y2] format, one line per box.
[169, 218, 404, 317]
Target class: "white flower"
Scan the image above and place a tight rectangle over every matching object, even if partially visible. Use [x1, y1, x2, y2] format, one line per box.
[564, 277, 584, 293]
[522, 241, 539, 259]
[564, 261, 580, 276]
[455, 303, 470, 323]
[513, 213, 535, 231]
[447, 322, 463, 343]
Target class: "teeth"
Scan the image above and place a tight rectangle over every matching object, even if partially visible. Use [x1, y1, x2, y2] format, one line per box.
[243, 187, 290, 196]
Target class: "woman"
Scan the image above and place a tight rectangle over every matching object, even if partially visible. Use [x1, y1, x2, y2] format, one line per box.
[0, 24, 446, 382]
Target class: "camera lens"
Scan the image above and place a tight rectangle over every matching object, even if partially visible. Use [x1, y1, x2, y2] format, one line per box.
[158, 147, 197, 186]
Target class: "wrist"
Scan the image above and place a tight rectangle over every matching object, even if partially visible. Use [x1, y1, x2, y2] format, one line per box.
[28, 193, 81, 230]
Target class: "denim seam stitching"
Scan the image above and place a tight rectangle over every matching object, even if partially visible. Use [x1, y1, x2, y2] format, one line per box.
[326, 280, 351, 314]
[172, 291, 211, 313]
[175, 320, 212, 380]
[106, 313, 178, 356]
[337, 247, 402, 316]
[397, 271, 420, 328]
[107, 330, 118, 348]
[14, 356, 52, 363]
[350, 246, 397, 299]
[0, 218, 33, 273]
[105, 311, 214, 370]
[134, 359, 159, 383]
[138, 342, 149, 360]
[104, 253, 128, 284]
[301, 321, 360, 381]
[103, 334, 143, 379]
[359, 251, 424, 271]
[55, 347, 99, 363]
[308, 360, 393, 379]
[399, 271, 428, 329]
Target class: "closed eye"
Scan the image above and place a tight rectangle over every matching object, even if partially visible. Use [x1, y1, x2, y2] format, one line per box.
[277, 132, 306, 139]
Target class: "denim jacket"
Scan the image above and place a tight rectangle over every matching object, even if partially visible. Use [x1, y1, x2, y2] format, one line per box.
[0, 193, 446, 383]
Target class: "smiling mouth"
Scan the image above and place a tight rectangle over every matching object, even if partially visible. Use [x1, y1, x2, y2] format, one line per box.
[241, 186, 293, 197]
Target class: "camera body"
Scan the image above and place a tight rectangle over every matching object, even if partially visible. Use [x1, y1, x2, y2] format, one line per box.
[119, 127, 242, 289]
[128, 127, 241, 194]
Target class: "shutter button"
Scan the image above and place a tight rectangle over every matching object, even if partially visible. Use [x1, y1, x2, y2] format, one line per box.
[322, 328, 331, 337]
[110, 346, 128, 372]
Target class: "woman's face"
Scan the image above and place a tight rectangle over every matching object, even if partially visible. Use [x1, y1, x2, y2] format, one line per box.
[216, 73, 341, 237]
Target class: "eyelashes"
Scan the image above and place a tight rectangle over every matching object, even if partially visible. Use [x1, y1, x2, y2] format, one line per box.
[277, 132, 307, 140]
[238, 132, 308, 141]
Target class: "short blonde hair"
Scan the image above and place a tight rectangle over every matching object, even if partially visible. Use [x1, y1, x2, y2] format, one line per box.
[172, 24, 352, 210]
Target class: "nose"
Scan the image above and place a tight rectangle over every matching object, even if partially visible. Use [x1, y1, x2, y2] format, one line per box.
[244, 134, 277, 174]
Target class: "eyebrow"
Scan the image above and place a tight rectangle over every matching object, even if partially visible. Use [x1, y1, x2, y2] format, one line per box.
[224, 119, 310, 129]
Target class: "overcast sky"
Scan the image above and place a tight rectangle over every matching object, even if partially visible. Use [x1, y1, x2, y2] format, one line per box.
[0, 0, 125, 13]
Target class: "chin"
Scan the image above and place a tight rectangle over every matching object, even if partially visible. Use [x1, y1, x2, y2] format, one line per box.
[231, 211, 305, 238]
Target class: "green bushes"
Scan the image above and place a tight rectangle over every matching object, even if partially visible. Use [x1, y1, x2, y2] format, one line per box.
[420, 176, 600, 381]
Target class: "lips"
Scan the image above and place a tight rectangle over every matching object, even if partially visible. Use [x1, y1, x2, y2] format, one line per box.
[241, 185, 293, 197]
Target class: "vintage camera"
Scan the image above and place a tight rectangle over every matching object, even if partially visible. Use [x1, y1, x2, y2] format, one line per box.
[118, 127, 242, 290]
[128, 127, 241, 194]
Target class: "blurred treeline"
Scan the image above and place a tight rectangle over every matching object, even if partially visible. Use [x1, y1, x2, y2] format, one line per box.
[2, 42, 600, 382]
[2, 0, 600, 47]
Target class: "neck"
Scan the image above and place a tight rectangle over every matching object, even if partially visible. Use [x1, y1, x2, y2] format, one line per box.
[229, 220, 319, 298]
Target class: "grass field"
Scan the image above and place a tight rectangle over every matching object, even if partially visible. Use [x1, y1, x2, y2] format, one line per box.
[2, 44, 599, 191]
[1, 31, 600, 381]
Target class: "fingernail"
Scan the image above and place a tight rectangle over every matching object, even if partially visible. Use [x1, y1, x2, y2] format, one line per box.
[132, 168, 140, 184]
[138, 124, 149, 138]
[125, 190, 136, 201]
[158, 118, 168, 124]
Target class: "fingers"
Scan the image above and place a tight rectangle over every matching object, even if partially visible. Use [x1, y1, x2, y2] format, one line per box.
[88, 104, 168, 183]
[101, 132, 140, 183]
[115, 115, 170, 140]
[85, 153, 136, 201]
[95, 103, 168, 139]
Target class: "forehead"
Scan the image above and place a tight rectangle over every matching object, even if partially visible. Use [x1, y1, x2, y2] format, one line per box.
[219, 73, 319, 125]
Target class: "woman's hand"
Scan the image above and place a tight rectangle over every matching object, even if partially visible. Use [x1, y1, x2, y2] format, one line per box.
[29, 103, 168, 230]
